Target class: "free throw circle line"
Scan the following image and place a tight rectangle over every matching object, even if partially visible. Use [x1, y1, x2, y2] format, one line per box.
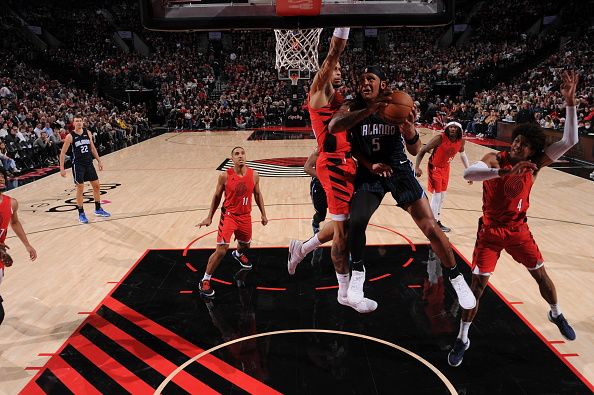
[155, 329, 457, 394]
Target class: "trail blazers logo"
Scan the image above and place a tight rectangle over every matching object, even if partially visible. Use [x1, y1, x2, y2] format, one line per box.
[217, 157, 308, 177]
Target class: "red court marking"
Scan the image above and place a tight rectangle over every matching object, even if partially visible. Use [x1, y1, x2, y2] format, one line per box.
[87, 314, 217, 394]
[21, 250, 151, 389]
[549, 340, 566, 344]
[19, 381, 45, 394]
[255, 158, 307, 166]
[256, 287, 287, 291]
[182, 229, 219, 257]
[562, 354, 579, 357]
[255, 126, 312, 132]
[509, 301, 524, 305]
[185, 262, 198, 272]
[183, 218, 416, 291]
[100, 200, 111, 204]
[179, 290, 193, 294]
[68, 335, 155, 394]
[450, 244, 593, 392]
[369, 273, 392, 282]
[315, 285, 339, 290]
[211, 277, 232, 285]
[24, 367, 44, 371]
[104, 297, 283, 395]
[37, 353, 55, 357]
[77, 312, 93, 315]
[465, 137, 510, 147]
[368, 223, 416, 251]
[21, 355, 102, 395]
[407, 285, 422, 289]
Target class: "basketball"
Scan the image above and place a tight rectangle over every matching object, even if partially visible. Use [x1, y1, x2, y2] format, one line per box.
[378, 91, 414, 124]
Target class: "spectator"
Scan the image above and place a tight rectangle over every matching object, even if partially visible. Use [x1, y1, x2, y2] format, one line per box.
[516, 102, 535, 124]
[0, 140, 21, 175]
[33, 131, 59, 165]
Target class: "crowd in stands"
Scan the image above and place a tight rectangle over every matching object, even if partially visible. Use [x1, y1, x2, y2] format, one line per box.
[1, 0, 593, 180]
[431, 26, 594, 138]
[0, 52, 151, 178]
[469, 0, 562, 42]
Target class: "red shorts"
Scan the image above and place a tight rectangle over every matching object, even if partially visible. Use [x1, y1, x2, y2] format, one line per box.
[427, 164, 450, 193]
[316, 153, 356, 221]
[472, 219, 543, 274]
[216, 212, 252, 245]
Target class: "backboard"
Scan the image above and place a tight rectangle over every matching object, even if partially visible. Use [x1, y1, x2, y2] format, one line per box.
[140, 0, 454, 31]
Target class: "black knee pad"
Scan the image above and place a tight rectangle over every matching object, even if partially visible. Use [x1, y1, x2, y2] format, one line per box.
[0, 300, 4, 325]
[313, 210, 326, 227]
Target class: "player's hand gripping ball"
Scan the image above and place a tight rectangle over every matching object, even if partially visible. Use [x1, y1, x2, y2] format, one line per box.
[378, 91, 414, 125]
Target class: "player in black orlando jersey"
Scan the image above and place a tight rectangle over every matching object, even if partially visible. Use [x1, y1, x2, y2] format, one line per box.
[59, 115, 110, 224]
[328, 66, 476, 311]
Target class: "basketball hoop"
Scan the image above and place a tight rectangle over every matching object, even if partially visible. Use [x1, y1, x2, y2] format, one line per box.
[274, 28, 323, 72]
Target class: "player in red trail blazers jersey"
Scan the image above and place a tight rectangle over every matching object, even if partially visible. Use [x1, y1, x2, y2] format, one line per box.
[287, 27, 377, 314]
[415, 121, 472, 232]
[447, 71, 579, 368]
[0, 167, 37, 326]
[197, 147, 268, 297]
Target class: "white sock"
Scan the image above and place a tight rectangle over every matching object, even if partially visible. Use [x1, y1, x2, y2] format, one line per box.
[202, 273, 212, 281]
[550, 304, 562, 318]
[301, 234, 321, 254]
[336, 272, 350, 298]
[458, 320, 471, 343]
[439, 191, 447, 220]
[430, 192, 442, 221]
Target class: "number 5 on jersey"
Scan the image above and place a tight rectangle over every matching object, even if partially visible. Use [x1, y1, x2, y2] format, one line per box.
[372, 137, 380, 152]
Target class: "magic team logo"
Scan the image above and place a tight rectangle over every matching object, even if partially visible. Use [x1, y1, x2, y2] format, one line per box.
[217, 157, 308, 177]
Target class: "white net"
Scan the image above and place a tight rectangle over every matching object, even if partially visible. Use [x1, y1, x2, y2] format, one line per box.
[274, 28, 323, 72]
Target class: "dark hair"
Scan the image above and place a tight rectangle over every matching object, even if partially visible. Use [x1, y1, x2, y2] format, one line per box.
[73, 114, 83, 120]
[511, 123, 546, 161]
[0, 166, 7, 182]
[362, 65, 386, 81]
[231, 146, 245, 155]
[447, 125, 463, 140]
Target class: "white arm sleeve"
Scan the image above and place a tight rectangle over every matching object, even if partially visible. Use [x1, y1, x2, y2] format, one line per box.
[463, 161, 500, 181]
[544, 106, 578, 161]
[460, 151, 470, 168]
[333, 28, 350, 40]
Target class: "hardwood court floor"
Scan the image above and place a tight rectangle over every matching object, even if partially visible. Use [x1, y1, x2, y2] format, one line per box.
[1, 128, 593, 394]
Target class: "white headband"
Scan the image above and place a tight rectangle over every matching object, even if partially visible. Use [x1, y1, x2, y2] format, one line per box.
[445, 121, 463, 131]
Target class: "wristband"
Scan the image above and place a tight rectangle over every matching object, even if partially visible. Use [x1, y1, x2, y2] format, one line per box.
[333, 27, 350, 40]
[404, 132, 420, 145]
